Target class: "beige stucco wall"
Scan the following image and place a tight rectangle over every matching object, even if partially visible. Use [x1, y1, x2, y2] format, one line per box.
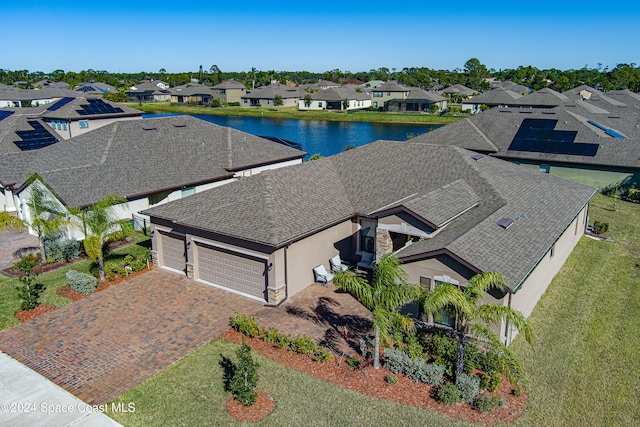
[276, 219, 355, 298]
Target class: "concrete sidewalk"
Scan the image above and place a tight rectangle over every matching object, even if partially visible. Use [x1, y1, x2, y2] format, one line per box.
[0, 352, 121, 427]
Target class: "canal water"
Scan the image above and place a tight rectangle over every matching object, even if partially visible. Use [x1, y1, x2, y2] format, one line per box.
[143, 112, 441, 158]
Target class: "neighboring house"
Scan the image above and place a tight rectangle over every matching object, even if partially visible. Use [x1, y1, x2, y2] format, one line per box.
[385, 88, 447, 113]
[39, 96, 143, 140]
[509, 88, 571, 109]
[462, 88, 524, 113]
[142, 140, 595, 346]
[298, 87, 372, 111]
[241, 85, 303, 108]
[170, 84, 213, 105]
[0, 86, 77, 107]
[361, 80, 385, 89]
[33, 80, 71, 90]
[300, 80, 340, 91]
[0, 105, 63, 155]
[490, 80, 530, 94]
[74, 82, 117, 96]
[439, 84, 477, 99]
[211, 80, 247, 104]
[127, 80, 172, 102]
[410, 98, 640, 190]
[370, 81, 410, 110]
[0, 116, 306, 231]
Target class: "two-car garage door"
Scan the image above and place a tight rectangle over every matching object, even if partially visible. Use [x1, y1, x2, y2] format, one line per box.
[196, 243, 267, 300]
[160, 232, 186, 272]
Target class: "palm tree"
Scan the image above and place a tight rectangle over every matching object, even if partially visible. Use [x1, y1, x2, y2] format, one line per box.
[333, 254, 420, 369]
[24, 178, 71, 263]
[421, 272, 533, 383]
[74, 194, 132, 282]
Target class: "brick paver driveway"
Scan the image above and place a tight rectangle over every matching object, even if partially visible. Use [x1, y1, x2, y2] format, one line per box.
[0, 269, 263, 405]
[0, 230, 39, 270]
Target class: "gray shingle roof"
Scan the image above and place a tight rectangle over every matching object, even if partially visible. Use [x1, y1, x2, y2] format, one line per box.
[0, 116, 305, 206]
[40, 97, 142, 121]
[143, 140, 595, 290]
[243, 85, 303, 100]
[406, 88, 447, 102]
[440, 84, 476, 96]
[211, 80, 246, 90]
[509, 88, 570, 107]
[464, 88, 523, 105]
[372, 81, 410, 93]
[310, 87, 371, 101]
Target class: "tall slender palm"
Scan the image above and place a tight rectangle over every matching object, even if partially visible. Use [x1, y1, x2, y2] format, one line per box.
[333, 254, 420, 369]
[422, 272, 533, 383]
[24, 178, 71, 263]
[74, 194, 132, 282]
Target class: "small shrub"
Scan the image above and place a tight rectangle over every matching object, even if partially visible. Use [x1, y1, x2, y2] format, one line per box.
[513, 383, 523, 396]
[0, 211, 24, 229]
[312, 347, 332, 363]
[593, 220, 609, 235]
[404, 332, 424, 360]
[386, 374, 399, 385]
[107, 272, 116, 281]
[346, 356, 361, 370]
[437, 382, 461, 405]
[360, 335, 374, 358]
[383, 347, 412, 375]
[274, 333, 292, 349]
[260, 326, 279, 343]
[290, 335, 316, 355]
[129, 258, 147, 272]
[410, 358, 445, 386]
[480, 370, 502, 392]
[627, 188, 640, 202]
[456, 372, 481, 404]
[47, 238, 81, 262]
[15, 256, 45, 310]
[230, 313, 260, 338]
[229, 344, 260, 406]
[123, 255, 134, 265]
[66, 270, 97, 295]
[475, 395, 503, 413]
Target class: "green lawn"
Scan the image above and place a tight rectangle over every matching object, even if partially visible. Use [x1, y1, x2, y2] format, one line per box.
[124, 102, 469, 125]
[0, 235, 151, 331]
[109, 194, 640, 427]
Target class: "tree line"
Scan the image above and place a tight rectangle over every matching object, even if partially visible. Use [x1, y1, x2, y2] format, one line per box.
[1, 59, 639, 93]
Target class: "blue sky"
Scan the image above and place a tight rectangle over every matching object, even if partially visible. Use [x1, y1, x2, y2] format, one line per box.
[1, 1, 639, 74]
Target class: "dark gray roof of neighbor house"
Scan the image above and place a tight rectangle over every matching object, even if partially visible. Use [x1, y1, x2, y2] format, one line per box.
[491, 81, 530, 94]
[463, 88, 523, 105]
[39, 96, 143, 120]
[440, 84, 476, 96]
[212, 80, 246, 90]
[410, 105, 640, 169]
[372, 81, 410, 93]
[310, 87, 371, 101]
[405, 88, 447, 102]
[0, 115, 305, 206]
[242, 85, 303, 99]
[131, 81, 170, 91]
[33, 80, 71, 90]
[0, 106, 63, 154]
[74, 82, 117, 94]
[603, 89, 640, 107]
[509, 88, 570, 107]
[170, 84, 213, 96]
[143, 140, 595, 290]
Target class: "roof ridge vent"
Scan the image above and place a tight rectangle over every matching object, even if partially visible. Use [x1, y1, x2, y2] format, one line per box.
[142, 126, 157, 130]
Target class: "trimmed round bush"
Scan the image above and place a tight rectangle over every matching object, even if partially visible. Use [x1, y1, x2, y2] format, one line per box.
[437, 382, 461, 405]
[66, 270, 97, 295]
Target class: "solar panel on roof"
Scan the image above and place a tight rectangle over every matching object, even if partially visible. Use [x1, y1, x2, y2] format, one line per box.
[0, 110, 14, 122]
[75, 98, 124, 116]
[47, 97, 74, 111]
[508, 118, 599, 157]
[470, 153, 483, 160]
[14, 121, 58, 151]
[497, 218, 514, 229]
[77, 86, 96, 92]
[587, 120, 625, 138]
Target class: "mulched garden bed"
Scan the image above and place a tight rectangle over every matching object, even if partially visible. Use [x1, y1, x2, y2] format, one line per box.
[15, 266, 154, 322]
[226, 390, 275, 422]
[219, 329, 527, 425]
[15, 305, 58, 322]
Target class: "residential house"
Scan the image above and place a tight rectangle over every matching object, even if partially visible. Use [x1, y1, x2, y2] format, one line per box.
[385, 88, 447, 113]
[0, 116, 306, 231]
[370, 81, 410, 110]
[170, 84, 213, 105]
[0, 105, 62, 155]
[411, 98, 640, 190]
[439, 84, 477, 99]
[241, 84, 303, 108]
[211, 80, 247, 104]
[39, 96, 143, 140]
[74, 82, 117, 96]
[490, 80, 530, 94]
[0, 86, 77, 108]
[142, 140, 595, 345]
[462, 88, 524, 113]
[300, 80, 340, 91]
[509, 88, 570, 109]
[127, 81, 172, 102]
[298, 87, 372, 111]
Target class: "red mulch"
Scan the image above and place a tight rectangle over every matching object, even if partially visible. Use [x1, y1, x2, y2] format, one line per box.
[15, 305, 58, 322]
[219, 329, 527, 425]
[226, 390, 275, 422]
[15, 266, 153, 322]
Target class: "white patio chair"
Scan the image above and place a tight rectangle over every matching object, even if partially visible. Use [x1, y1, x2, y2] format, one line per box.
[329, 255, 349, 273]
[313, 264, 335, 285]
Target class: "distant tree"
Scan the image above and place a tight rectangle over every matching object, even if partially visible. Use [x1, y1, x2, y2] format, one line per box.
[303, 94, 312, 108]
[342, 98, 350, 110]
[463, 58, 489, 91]
[429, 103, 439, 113]
[102, 92, 128, 103]
[159, 68, 166, 74]
[308, 154, 324, 161]
[273, 94, 283, 110]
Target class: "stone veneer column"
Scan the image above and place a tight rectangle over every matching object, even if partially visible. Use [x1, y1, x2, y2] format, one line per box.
[376, 227, 393, 260]
[267, 285, 287, 306]
[150, 250, 159, 266]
